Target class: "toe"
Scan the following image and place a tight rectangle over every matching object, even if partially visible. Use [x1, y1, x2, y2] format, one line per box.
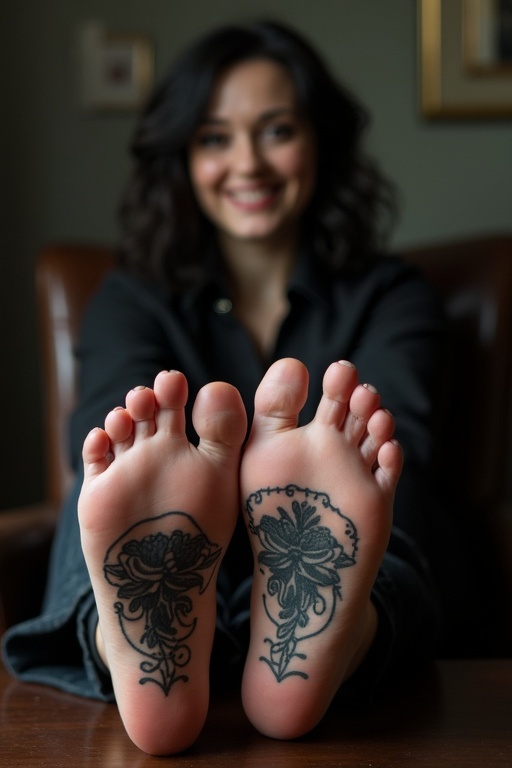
[104, 406, 135, 455]
[343, 383, 381, 443]
[125, 386, 157, 440]
[374, 439, 403, 493]
[359, 408, 396, 465]
[153, 370, 188, 436]
[193, 381, 247, 459]
[315, 360, 359, 428]
[252, 358, 309, 435]
[82, 427, 111, 478]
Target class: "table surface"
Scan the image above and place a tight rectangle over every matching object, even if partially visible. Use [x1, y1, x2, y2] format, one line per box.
[1, 659, 511, 767]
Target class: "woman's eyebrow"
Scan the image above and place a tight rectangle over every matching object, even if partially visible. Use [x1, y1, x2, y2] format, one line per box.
[200, 106, 298, 126]
[258, 107, 298, 122]
[198, 116, 227, 126]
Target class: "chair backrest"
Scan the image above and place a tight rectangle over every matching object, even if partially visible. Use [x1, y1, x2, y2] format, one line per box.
[403, 235, 512, 516]
[402, 235, 512, 655]
[36, 244, 115, 504]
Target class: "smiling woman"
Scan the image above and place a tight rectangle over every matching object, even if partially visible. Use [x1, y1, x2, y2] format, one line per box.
[118, 21, 396, 288]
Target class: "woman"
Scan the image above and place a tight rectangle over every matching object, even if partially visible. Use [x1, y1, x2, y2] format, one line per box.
[3, 20, 444, 755]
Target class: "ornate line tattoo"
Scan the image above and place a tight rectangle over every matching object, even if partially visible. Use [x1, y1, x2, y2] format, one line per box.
[245, 485, 358, 682]
[103, 511, 221, 695]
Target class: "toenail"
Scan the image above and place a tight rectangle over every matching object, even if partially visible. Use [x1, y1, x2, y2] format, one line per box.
[337, 360, 355, 368]
[362, 383, 378, 393]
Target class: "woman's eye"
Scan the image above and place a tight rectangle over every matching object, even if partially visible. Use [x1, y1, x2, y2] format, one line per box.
[262, 123, 296, 142]
[196, 132, 229, 149]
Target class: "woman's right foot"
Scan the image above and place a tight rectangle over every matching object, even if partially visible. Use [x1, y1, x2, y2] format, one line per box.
[240, 358, 402, 740]
[78, 370, 247, 755]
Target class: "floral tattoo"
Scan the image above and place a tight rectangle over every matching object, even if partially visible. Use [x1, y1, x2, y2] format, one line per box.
[103, 511, 221, 695]
[245, 485, 358, 682]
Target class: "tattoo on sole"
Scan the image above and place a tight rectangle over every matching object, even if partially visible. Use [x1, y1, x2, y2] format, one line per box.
[245, 485, 358, 682]
[103, 511, 221, 695]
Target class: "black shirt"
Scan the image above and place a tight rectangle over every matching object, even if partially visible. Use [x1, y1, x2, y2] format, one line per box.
[72, 252, 442, 463]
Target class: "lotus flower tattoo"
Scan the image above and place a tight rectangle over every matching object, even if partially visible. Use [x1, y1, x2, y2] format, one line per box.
[245, 485, 358, 681]
[103, 511, 221, 694]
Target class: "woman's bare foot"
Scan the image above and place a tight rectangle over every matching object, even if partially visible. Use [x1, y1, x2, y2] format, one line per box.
[240, 358, 402, 739]
[78, 371, 247, 755]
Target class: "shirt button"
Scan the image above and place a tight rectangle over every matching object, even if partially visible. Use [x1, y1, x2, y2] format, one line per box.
[213, 298, 233, 314]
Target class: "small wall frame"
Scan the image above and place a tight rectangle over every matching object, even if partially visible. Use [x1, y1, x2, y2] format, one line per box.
[79, 23, 154, 112]
[419, 0, 512, 118]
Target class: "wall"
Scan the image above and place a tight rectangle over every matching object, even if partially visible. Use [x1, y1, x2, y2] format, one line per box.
[1, 0, 511, 508]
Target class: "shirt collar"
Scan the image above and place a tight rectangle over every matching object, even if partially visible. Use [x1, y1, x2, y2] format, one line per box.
[179, 245, 331, 313]
[178, 245, 227, 314]
[287, 246, 331, 308]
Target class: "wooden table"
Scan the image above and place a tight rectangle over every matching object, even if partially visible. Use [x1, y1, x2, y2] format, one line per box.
[1, 660, 510, 767]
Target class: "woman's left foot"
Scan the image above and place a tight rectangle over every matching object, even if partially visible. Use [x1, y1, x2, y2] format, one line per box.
[240, 358, 402, 739]
[78, 370, 247, 755]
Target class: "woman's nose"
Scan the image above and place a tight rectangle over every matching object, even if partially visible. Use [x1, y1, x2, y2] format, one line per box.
[232, 134, 263, 174]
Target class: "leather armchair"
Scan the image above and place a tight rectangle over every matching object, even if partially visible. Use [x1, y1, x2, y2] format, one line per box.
[1, 236, 511, 653]
[0, 245, 114, 634]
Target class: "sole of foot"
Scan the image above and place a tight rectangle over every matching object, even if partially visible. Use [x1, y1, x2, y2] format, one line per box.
[240, 358, 402, 740]
[78, 370, 247, 754]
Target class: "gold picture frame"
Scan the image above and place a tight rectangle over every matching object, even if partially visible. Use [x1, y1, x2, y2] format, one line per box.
[79, 24, 154, 112]
[419, 0, 512, 118]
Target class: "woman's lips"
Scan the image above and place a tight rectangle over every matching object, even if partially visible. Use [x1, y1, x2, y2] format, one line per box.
[225, 185, 280, 211]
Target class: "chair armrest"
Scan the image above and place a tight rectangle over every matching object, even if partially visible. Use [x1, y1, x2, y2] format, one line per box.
[0, 502, 59, 636]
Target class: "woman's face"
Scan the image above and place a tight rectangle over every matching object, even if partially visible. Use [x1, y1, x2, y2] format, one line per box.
[188, 58, 316, 250]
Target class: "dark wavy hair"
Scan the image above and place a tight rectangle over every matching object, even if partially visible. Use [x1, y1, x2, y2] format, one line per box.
[118, 19, 397, 287]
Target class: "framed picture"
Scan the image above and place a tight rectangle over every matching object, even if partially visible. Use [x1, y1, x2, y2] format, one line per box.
[79, 24, 154, 112]
[419, 0, 512, 118]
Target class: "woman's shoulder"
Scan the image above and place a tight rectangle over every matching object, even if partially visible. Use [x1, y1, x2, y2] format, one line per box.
[374, 252, 442, 301]
[77, 269, 177, 348]
[334, 252, 444, 324]
[357, 251, 426, 279]
[342, 252, 439, 296]
[92, 268, 169, 303]
[84, 269, 171, 319]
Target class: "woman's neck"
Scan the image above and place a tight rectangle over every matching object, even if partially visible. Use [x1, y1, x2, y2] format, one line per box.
[218, 232, 298, 358]
[219, 231, 297, 301]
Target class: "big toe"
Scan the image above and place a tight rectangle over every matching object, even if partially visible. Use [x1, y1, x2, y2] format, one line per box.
[193, 381, 247, 457]
[251, 358, 309, 435]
